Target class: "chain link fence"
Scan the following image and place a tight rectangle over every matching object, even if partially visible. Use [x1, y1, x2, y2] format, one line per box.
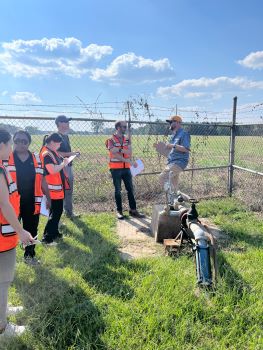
[0, 99, 262, 213]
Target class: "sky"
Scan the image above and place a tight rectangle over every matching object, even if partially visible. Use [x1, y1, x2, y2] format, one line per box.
[0, 0, 263, 122]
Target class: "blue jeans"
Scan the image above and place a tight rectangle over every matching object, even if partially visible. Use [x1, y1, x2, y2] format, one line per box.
[110, 168, 136, 213]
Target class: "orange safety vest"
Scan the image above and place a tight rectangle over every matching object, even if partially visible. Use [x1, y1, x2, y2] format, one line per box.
[40, 146, 70, 200]
[3, 152, 44, 215]
[106, 134, 131, 169]
[0, 164, 20, 252]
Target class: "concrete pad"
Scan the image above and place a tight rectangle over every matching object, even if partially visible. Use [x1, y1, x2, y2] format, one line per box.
[116, 215, 224, 260]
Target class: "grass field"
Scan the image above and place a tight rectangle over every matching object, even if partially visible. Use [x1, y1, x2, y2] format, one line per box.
[28, 133, 263, 211]
[2, 198, 263, 350]
[29, 134, 263, 171]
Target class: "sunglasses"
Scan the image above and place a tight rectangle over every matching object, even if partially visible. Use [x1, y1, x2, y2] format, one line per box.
[120, 125, 127, 129]
[14, 139, 29, 145]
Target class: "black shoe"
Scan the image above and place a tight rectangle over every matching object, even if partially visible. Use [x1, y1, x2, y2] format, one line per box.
[65, 213, 81, 220]
[129, 210, 145, 218]
[41, 239, 57, 246]
[116, 211, 124, 220]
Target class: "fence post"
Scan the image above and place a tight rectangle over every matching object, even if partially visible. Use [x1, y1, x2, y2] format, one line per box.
[228, 96, 237, 196]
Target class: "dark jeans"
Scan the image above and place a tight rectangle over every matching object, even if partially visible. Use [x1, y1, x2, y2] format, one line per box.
[20, 207, 40, 258]
[43, 199, 64, 243]
[110, 168, 136, 213]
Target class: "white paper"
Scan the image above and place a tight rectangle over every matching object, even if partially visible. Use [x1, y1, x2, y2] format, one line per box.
[67, 154, 77, 164]
[40, 195, 50, 217]
[130, 159, 144, 177]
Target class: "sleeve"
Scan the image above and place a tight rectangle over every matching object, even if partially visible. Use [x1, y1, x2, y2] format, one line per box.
[105, 138, 114, 150]
[181, 132, 191, 150]
[44, 155, 55, 166]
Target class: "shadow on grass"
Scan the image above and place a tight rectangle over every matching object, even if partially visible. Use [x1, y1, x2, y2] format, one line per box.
[7, 214, 151, 350]
[217, 252, 251, 302]
[10, 264, 106, 350]
[58, 216, 150, 299]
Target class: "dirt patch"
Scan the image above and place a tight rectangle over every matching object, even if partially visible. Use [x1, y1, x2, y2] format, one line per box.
[117, 216, 163, 260]
[117, 215, 225, 260]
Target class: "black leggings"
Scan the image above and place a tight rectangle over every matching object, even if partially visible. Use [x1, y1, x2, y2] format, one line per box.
[20, 205, 40, 258]
[43, 199, 64, 243]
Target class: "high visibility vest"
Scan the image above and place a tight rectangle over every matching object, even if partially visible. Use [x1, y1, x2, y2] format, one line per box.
[40, 146, 70, 200]
[3, 152, 44, 215]
[0, 164, 20, 252]
[106, 134, 131, 169]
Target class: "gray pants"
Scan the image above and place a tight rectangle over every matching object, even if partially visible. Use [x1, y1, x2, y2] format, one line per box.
[0, 249, 16, 329]
[64, 165, 74, 216]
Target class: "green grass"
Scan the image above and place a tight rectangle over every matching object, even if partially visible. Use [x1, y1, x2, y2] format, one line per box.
[27, 134, 263, 210]
[30, 134, 263, 172]
[3, 198, 263, 350]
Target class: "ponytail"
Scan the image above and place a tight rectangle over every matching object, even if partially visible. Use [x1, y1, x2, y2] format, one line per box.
[43, 133, 63, 146]
[43, 134, 49, 146]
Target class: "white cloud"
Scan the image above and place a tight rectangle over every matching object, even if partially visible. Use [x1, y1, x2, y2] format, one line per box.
[238, 51, 263, 69]
[1, 90, 8, 96]
[90, 52, 175, 83]
[0, 37, 113, 78]
[157, 76, 263, 98]
[11, 92, 42, 103]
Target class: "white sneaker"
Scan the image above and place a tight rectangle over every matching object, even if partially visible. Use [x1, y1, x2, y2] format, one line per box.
[24, 256, 40, 265]
[0, 323, 26, 337]
[45, 241, 57, 246]
[7, 306, 24, 316]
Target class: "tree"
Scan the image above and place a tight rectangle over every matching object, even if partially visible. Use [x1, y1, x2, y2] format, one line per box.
[91, 120, 105, 134]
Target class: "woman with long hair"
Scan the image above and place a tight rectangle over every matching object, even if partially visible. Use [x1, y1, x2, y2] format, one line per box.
[0, 129, 34, 337]
[40, 133, 70, 245]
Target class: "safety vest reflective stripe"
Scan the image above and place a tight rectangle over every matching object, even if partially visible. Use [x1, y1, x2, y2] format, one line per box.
[7, 165, 16, 172]
[34, 196, 42, 203]
[33, 152, 41, 164]
[111, 141, 129, 147]
[9, 182, 18, 194]
[35, 168, 44, 174]
[110, 158, 125, 162]
[1, 224, 15, 235]
[48, 184, 63, 191]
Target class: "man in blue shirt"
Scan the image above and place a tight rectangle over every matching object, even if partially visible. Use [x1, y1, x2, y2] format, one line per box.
[156, 115, 191, 194]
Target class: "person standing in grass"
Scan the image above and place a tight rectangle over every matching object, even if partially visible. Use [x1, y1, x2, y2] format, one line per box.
[154, 115, 191, 196]
[3, 130, 50, 265]
[40, 133, 70, 245]
[0, 129, 34, 337]
[55, 115, 81, 219]
[106, 120, 145, 220]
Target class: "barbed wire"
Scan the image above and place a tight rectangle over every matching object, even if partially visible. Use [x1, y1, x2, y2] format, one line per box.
[0, 99, 262, 124]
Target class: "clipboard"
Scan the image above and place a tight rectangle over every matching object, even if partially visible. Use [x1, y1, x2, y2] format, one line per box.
[40, 195, 50, 217]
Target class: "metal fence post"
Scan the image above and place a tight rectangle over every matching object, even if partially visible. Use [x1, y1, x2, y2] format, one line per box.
[228, 96, 237, 196]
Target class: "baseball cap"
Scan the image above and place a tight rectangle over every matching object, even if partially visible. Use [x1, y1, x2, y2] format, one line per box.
[55, 115, 72, 125]
[166, 115, 183, 123]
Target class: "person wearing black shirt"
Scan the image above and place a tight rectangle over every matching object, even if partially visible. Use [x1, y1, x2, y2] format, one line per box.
[11, 131, 49, 265]
[55, 115, 80, 219]
[41, 133, 70, 245]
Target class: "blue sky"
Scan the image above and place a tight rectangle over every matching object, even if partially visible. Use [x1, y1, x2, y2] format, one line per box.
[0, 0, 263, 122]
